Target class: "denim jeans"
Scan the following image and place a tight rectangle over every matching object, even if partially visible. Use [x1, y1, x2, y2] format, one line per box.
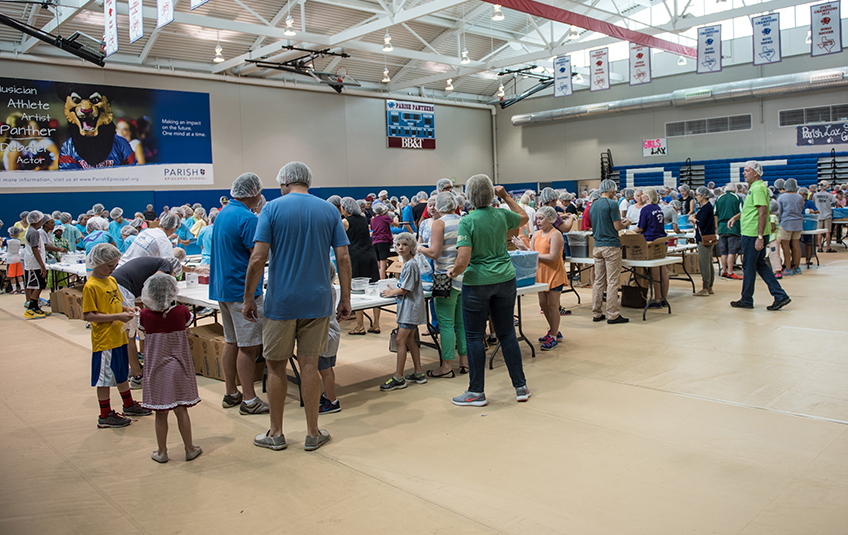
[740, 236, 789, 305]
[461, 278, 527, 393]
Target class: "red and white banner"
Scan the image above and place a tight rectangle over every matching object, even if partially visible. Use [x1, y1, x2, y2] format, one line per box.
[811, 1, 842, 57]
[190, 0, 211, 9]
[103, 0, 118, 57]
[129, 0, 144, 44]
[629, 43, 651, 86]
[157, 0, 174, 29]
[589, 48, 609, 92]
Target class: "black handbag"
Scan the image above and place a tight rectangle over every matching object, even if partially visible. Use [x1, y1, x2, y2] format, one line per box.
[620, 285, 647, 308]
[432, 272, 452, 298]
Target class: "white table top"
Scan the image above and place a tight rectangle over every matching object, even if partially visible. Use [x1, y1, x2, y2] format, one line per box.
[566, 256, 683, 267]
[668, 244, 698, 254]
[49, 263, 88, 277]
[801, 228, 827, 235]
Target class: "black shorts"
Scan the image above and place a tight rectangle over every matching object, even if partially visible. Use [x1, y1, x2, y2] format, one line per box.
[373, 242, 391, 261]
[25, 269, 46, 290]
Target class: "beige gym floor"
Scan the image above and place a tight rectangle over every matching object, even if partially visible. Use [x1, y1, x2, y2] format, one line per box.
[2, 252, 847, 535]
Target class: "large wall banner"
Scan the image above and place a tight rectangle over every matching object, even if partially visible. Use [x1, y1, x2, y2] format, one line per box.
[629, 43, 651, 86]
[752, 13, 781, 65]
[386, 100, 435, 150]
[797, 124, 848, 146]
[697, 25, 722, 74]
[0, 77, 213, 188]
[553, 55, 573, 97]
[810, 1, 842, 57]
[590, 48, 610, 92]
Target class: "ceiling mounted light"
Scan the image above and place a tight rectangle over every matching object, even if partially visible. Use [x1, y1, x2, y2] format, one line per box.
[497, 83, 505, 98]
[569, 27, 579, 39]
[492, 4, 504, 21]
[383, 31, 393, 52]
[805, 30, 812, 44]
[445, 78, 454, 91]
[678, 55, 687, 65]
[382, 68, 391, 83]
[284, 16, 296, 37]
[213, 30, 224, 63]
[574, 72, 583, 83]
[460, 49, 470, 64]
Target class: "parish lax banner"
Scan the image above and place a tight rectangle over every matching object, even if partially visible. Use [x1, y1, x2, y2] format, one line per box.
[811, 2, 842, 57]
[553, 55, 573, 97]
[129, 0, 144, 43]
[752, 14, 781, 65]
[697, 25, 721, 74]
[590, 48, 610, 92]
[104, 0, 118, 57]
[157, 0, 174, 29]
[0, 77, 213, 188]
[629, 43, 651, 86]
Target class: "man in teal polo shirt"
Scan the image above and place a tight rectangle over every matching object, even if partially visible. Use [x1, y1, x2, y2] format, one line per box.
[727, 161, 790, 310]
[715, 184, 742, 279]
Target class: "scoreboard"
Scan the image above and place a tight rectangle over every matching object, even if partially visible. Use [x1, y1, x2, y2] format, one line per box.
[386, 99, 435, 150]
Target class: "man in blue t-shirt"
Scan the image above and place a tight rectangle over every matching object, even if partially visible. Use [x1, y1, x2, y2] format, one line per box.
[210, 172, 269, 415]
[401, 195, 419, 234]
[243, 161, 351, 453]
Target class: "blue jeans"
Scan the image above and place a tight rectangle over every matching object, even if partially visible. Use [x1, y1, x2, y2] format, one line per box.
[740, 236, 789, 305]
[461, 278, 526, 393]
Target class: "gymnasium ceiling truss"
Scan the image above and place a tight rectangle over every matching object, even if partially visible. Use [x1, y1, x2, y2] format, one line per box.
[0, 0, 817, 101]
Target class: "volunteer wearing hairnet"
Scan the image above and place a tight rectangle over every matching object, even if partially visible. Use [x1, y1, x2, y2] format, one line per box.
[120, 225, 139, 253]
[210, 172, 271, 415]
[22, 210, 50, 319]
[108, 207, 128, 251]
[420, 178, 456, 220]
[727, 160, 791, 310]
[243, 161, 351, 452]
[83, 217, 115, 254]
[591, 179, 630, 324]
[340, 196, 381, 335]
[118, 212, 180, 267]
[369, 202, 397, 279]
[447, 174, 530, 406]
[59, 212, 82, 251]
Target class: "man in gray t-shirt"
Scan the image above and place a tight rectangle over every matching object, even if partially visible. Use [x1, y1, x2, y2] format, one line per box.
[813, 184, 836, 250]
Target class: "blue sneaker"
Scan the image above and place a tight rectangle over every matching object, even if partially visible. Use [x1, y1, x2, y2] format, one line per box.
[538, 330, 563, 341]
[541, 335, 558, 351]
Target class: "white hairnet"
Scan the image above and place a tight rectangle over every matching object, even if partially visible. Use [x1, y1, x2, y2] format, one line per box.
[276, 161, 312, 187]
[121, 225, 138, 237]
[165, 256, 183, 277]
[40, 213, 52, 224]
[598, 179, 618, 193]
[194, 207, 206, 218]
[86, 242, 121, 269]
[159, 213, 181, 231]
[60, 212, 72, 223]
[255, 195, 266, 212]
[537, 206, 557, 223]
[173, 247, 186, 262]
[588, 190, 602, 202]
[209, 211, 218, 224]
[769, 199, 779, 213]
[784, 178, 798, 192]
[341, 197, 362, 216]
[9, 226, 22, 238]
[372, 202, 388, 215]
[92, 203, 104, 214]
[231, 172, 263, 198]
[192, 203, 202, 209]
[141, 273, 179, 312]
[393, 232, 417, 253]
[465, 174, 495, 209]
[129, 218, 144, 229]
[379, 190, 388, 197]
[86, 210, 94, 216]
[51, 210, 61, 219]
[27, 210, 44, 224]
[696, 186, 712, 199]
[435, 191, 457, 214]
[539, 187, 558, 205]
[20, 211, 29, 220]
[745, 160, 763, 176]
[327, 195, 342, 207]
[774, 179, 785, 189]
[436, 178, 453, 192]
[110, 207, 123, 219]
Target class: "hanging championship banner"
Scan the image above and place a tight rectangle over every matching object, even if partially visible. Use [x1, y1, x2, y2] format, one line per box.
[589, 48, 609, 92]
[697, 25, 721, 74]
[103, 0, 118, 57]
[553, 55, 573, 97]
[128, 0, 144, 44]
[190, 0, 211, 9]
[629, 43, 651, 86]
[752, 14, 781, 65]
[811, 1, 842, 57]
[157, 0, 174, 29]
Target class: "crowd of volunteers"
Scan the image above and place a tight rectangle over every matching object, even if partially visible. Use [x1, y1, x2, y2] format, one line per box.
[4, 158, 843, 460]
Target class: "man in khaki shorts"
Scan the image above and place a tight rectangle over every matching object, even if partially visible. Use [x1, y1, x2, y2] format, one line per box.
[210, 173, 270, 415]
[244, 162, 351, 452]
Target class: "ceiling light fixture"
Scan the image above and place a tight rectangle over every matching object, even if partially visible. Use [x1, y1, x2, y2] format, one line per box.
[213, 30, 224, 63]
[569, 27, 579, 39]
[445, 78, 454, 91]
[805, 30, 812, 44]
[382, 68, 391, 83]
[284, 16, 296, 36]
[492, 4, 504, 21]
[460, 49, 470, 64]
[383, 31, 393, 52]
[678, 55, 687, 65]
[574, 72, 583, 83]
[497, 83, 505, 98]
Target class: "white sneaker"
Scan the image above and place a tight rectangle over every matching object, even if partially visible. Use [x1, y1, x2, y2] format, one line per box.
[129, 375, 143, 390]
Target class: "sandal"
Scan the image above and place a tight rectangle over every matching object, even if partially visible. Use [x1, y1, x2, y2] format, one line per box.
[826, 249, 837, 253]
[459, 366, 469, 375]
[367, 327, 381, 333]
[348, 328, 366, 335]
[426, 369, 455, 379]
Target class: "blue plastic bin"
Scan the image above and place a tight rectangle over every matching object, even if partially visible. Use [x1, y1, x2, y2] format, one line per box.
[509, 250, 539, 287]
[802, 214, 818, 231]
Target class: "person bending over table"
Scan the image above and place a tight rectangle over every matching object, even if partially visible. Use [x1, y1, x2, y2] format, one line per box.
[512, 206, 566, 351]
[633, 187, 669, 306]
[447, 175, 530, 407]
[340, 196, 382, 335]
[689, 186, 716, 297]
[590, 180, 630, 324]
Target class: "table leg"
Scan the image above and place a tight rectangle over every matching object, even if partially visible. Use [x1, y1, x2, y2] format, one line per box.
[642, 268, 652, 322]
[563, 263, 582, 304]
[288, 356, 304, 407]
[420, 297, 443, 358]
[681, 254, 696, 293]
[488, 294, 534, 370]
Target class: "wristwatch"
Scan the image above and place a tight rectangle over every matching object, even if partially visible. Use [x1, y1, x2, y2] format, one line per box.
[757, 235, 763, 240]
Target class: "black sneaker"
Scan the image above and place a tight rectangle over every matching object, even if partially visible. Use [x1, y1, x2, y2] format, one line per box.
[380, 376, 407, 391]
[730, 300, 754, 309]
[607, 315, 629, 324]
[319, 396, 341, 414]
[98, 410, 131, 428]
[122, 401, 152, 416]
[592, 315, 606, 322]
[766, 297, 791, 311]
[404, 372, 427, 384]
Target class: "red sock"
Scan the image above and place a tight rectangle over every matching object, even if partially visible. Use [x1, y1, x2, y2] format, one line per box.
[99, 398, 112, 419]
[120, 389, 134, 408]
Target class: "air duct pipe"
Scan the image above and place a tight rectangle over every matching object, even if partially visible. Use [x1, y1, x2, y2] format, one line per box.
[511, 67, 848, 126]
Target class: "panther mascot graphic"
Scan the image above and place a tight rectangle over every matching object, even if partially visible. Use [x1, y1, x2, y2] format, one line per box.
[57, 83, 136, 169]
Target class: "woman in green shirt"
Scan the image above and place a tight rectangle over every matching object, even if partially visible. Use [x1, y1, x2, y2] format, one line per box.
[447, 174, 530, 407]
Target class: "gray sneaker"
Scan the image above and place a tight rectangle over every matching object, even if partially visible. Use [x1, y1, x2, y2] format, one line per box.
[98, 410, 131, 428]
[239, 399, 270, 415]
[451, 391, 488, 407]
[221, 391, 243, 408]
[304, 429, 331, 451]
[515, 385, 531, 402]
[122, 401, 152, 416]
[404, 372, 427, 384]
[254, 431, 287, 451]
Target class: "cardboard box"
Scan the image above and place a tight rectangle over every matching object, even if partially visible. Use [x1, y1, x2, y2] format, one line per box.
[64, 287, 85, 320]
[186, 323, 264, 383]
[147, 220, 160, 229]
[620, 233, 671, 260]
[670, 253, 700, 275]
[49, 290, 65, 315]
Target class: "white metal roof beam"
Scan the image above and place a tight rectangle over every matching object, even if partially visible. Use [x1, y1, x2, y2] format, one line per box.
[21, 0, 95, 53]
[328, 0, 468, 45]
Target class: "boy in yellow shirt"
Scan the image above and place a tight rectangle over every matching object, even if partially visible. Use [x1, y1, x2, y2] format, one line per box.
[83, 243, 151, 428]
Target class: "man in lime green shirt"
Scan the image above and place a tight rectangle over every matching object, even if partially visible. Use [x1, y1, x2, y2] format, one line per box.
[727, 161, 790, 310]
